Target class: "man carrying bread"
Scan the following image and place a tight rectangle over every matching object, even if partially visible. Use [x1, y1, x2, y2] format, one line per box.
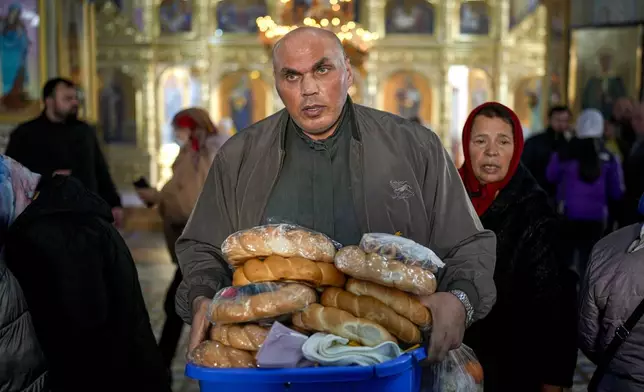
[175, 27, 497, 363]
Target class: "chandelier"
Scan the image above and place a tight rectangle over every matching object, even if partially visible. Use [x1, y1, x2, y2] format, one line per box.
[256, 0, 379, 67]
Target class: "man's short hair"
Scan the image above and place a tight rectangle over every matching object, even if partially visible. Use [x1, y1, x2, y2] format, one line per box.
[42, 78, 75, 101]
[548, 105, 571, 118]
[475, 103, 514, 129]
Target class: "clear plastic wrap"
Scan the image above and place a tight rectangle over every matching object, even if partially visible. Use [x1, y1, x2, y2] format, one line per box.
[232, 255, 347, 288]
[208, 282, 319, 325]
[334, 246, 437, 296]
[188, 340, 256, 368]
[221, 224, 338, 266]
[209, 323, 269, 351]
[431, 345, 484, 392]
[359, 233, 445, 273]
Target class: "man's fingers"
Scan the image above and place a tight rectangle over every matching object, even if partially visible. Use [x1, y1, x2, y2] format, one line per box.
[186, 315, 208, 357]
[427, 328, 445, 363]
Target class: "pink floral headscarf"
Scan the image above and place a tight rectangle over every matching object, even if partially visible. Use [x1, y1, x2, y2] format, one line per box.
[0, 155, 41, 231]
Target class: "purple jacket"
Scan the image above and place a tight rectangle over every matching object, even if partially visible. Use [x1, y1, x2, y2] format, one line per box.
[546, 151, 624, 221]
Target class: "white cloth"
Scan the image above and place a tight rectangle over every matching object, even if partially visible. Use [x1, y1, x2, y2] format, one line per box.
[576, 109, 604, 139]
[301, 333, 403, 367]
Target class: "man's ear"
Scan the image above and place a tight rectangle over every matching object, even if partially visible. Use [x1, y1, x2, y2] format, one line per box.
[345, 57, 353, 86]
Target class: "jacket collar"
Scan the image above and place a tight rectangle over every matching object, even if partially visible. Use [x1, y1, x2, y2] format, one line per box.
[278, 96, 359, 151]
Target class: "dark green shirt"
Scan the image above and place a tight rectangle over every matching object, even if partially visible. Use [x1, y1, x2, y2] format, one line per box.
[263, 107, 362, 246]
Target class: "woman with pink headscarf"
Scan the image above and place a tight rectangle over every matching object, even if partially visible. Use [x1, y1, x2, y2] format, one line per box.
[0, 155, 49, 391]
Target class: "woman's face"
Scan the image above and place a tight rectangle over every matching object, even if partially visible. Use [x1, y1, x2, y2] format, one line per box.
[469, 115, 515, 185]
[174, 127, 191, 146]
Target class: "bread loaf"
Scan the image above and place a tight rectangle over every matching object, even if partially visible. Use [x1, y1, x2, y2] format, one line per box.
[294, 304, 397, 347]
[209, 283, 318, 324]
[232, 256, 346, 287]
[334, 246, 437, 295]
[209, 324, 269, 351]
[321, 287, 421, 343]
[345, 278, 431, 326]
[189, 340, 255, 368]
[222, 225, 336, 265]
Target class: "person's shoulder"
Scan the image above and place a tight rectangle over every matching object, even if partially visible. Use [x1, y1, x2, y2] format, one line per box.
[353, 104, 440, 147]
[216, 109, 287, 162]
[10, 116, 42, 137]
[524, 130, 549, 145]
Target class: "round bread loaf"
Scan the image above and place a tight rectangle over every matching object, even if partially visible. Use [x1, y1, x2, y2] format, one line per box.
[189, 340, 255, 368]
[222, 225, 336, 265]
[209, 283, 318, 324]
[209, 324, 269, 351]
[232, 255, 346, 287]
[334, 246, 437, 295]
[345, 278, 431, 326]
[321, 287, 421, 343]
[294, 303, 397, 347]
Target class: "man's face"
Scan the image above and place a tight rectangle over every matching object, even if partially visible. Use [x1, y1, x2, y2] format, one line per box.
[632, 105, 644, 135]
[613, 98, 633, 121]
[549, 110, 571, 133]
[273, 32, 353, 136]
[48, 84, 79, 121]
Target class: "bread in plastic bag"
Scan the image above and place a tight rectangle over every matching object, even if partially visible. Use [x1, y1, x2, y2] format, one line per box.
[222, 224, 337, 266]
[208, 282, 318, 325]
[232, 255, 346, 287]
[189, 340, 256, 368]
[334, 246, 437, 296]
[209, 323, 269, 351]
[359, 233, 445, 273]
[431, 344, 483, 392]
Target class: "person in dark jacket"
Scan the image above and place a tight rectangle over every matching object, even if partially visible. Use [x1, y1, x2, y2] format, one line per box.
[623, 102, 644, 226]
[459, 102, 577, 391]
[0, 155, 49, 392]
[4, 77, 123, 227]
[522, 105, 572, 202]
[3, 156, 170, 392]
[547, 109, 624, 279]
[177, 27, 497, 366]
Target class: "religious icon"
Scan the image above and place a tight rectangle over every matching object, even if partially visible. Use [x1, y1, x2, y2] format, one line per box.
[581, 50, 628, 119]
[99, 69, 126, 143]
[459, 1, 489, 35]
[230, 75, 254, 132]
[396, 76, 422, 119]
[216, 0, 268, 34]
[385, 0, 435, 35]
[0, 2, 35, 112]
[159, 0, 192, 34]
[509, 0, 539, 29]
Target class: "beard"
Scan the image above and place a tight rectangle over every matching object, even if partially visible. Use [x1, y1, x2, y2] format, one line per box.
[54, 106, 78, 123]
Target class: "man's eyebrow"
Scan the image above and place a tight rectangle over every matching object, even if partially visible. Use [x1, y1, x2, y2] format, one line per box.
[279, 57, 332, 76]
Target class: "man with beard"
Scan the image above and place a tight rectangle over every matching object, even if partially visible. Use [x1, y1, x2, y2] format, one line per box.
[5, 78, 123, 226]
[177, 27, 497, 365]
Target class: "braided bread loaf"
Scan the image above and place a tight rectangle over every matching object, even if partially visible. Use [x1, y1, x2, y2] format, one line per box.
[334, 246, 437, 295]
[345, 278, 431, 326]
[232, 255, 346, 287]
[293, 304, 397, 347]
[209, 324, 269, 351]
[321, 287, 421, 343]
[189, 341, 255, 368]
[209, 283, 318, 324]
[222, 225, 336, 265]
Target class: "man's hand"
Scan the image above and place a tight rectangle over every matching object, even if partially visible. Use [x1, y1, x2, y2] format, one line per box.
[136, 187, 159, 205]
[541, 385, 564, 392]
[111, 207, 124, 228]
[53, 169, 71, 176]
[187, 296, 211, 357]
[418, 292, 467, 362]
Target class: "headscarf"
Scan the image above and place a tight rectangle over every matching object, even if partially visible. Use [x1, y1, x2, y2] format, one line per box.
[171, 107, 219, 153]
[458, 102, 525, 216]
[0, 155, 41, 244]
[576, 109, 604, 139]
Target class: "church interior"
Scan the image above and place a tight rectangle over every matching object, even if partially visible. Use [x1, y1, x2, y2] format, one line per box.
[1, 0, 643, 390]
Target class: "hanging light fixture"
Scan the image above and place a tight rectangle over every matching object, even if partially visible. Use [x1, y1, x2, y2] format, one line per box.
[256, 0, 378, 67]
